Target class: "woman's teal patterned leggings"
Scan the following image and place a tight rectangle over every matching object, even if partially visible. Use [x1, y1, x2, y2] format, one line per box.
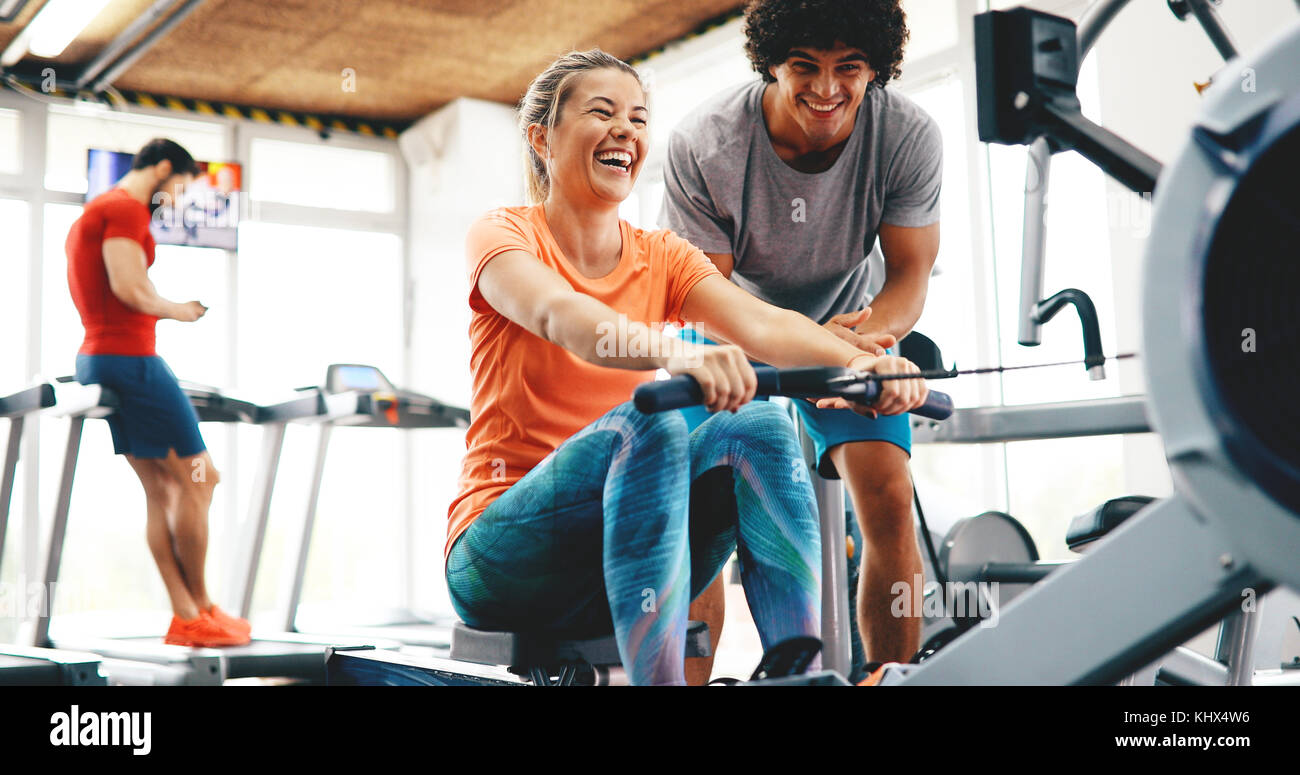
[446, 400, 822, 685]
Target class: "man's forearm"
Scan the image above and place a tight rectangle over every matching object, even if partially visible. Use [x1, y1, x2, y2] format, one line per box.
[115, 282, 179, 319]
[738, 308, 867, 369]
[547, 294, 685, 372]
[859, 275, 930, 342]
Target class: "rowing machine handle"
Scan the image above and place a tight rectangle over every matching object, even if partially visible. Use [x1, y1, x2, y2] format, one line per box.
[634, 366, 954, 420]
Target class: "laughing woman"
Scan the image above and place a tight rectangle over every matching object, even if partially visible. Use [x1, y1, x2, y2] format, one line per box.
[446, 49, 927, 685]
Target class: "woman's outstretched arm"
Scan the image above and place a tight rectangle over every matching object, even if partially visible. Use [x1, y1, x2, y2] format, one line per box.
[679, 274, 927, 416]
[478, 248, 674, 369]
[476, 249, 757, 412]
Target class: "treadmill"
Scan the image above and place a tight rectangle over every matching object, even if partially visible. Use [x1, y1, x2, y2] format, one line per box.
[28, 378, 399, 685]
[0, 384, 106, 686]
[277, 364, 470, 651]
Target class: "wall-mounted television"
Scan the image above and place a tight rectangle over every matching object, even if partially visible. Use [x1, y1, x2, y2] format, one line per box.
[86, 148, 242, 251]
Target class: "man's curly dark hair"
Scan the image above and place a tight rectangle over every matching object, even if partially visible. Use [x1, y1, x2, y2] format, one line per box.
[743, 0, 909, 88]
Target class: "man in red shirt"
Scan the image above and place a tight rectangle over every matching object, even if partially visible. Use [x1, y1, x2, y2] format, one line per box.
[66, 138, 250, 647]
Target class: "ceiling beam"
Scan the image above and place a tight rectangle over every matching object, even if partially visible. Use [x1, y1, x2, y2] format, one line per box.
[77, 0, 205, 93]
[75, 0, 189, 89]
[0, 0, 34, 24]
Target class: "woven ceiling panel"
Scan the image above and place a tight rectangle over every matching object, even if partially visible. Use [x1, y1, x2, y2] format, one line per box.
[2, 0, 745, 121]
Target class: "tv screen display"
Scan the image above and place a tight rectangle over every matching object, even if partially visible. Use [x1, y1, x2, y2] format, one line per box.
[86, 148, 242, 251]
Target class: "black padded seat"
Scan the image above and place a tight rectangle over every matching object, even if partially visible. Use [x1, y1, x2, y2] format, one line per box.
[451, 620, 711, 673]
[1066, 496, 1156, 552]
[898, 331, 946, 372]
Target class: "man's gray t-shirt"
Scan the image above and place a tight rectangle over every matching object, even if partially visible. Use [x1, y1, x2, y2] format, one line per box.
[660, 79, 942, 325]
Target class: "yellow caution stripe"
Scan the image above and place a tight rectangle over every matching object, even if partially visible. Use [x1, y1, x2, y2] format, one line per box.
[114, 89, 409, 138]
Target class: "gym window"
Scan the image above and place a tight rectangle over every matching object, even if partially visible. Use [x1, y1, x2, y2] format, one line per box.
[44, 104, 225, 193]
[0, 199, 28, 388]
[248, 138, 395, 213]
[906, 0, 961, 61]
[0, 107, 20, 175]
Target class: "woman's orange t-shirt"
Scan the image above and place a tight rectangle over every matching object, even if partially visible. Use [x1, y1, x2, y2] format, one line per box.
[445, 205, 722, 558]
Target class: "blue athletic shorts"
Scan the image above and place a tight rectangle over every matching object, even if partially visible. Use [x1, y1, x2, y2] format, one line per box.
[74, 354, 206, 459]
[675, 330, 911, 479]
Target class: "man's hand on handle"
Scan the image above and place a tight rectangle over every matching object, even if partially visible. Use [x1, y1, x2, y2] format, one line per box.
[813, 353, 928, 418]
[824, 307, 897, 356]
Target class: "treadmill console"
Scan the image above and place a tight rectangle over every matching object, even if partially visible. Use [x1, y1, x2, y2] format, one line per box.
[326, 364, 395, 395]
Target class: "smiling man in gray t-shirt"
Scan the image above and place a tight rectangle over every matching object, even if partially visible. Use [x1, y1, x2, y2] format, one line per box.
[661, 0, 942, 672]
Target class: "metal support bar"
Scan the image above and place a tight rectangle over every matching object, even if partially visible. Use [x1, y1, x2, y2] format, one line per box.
[813, 474, 850, 678]
[1078, 0, 1133, 56]
[978, 561, 1068, 584]
[0, 0, 34, 25]
[281, 423, 333, 633]
[85, 0, 207, 94]
[894, 497, 1262, 685]
[1154, 644, 1230, 685]
[20, 103, 47, 621]
[1041, 101, 1163, 194]
[792, 402, 852, 676]
[229, 423, 287, 619]
[910, 395, 1150, 445]
[1216, 602, 1261, 685]
[1018, 138, 1051, 346]
[1183, 0, 1240, 61]
[74, 0, 189, 90]
[0, 415, 23, 564]
[399, 433, 414, 613]
[31, 417, 85, 648]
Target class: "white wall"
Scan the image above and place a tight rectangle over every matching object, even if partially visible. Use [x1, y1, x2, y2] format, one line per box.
[401, 97, 523, 612]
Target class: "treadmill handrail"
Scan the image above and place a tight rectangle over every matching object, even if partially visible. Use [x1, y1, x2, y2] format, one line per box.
[0, 384, 56, 418]
[255, 390, 330, 424]
[47, 382, 118, 418]
[320, 390, 369, 422]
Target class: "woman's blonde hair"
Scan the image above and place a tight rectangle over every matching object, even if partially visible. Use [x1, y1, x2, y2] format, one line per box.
[518, 48, 645, 204]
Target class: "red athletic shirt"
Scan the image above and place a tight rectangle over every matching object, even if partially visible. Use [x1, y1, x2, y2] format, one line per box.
[66, 188, 159, 356]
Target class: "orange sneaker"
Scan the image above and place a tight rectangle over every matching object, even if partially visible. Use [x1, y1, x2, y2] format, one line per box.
[856, 663, 889, 686]
[205, 605, 252, 637]
[164, 613, 251, 647]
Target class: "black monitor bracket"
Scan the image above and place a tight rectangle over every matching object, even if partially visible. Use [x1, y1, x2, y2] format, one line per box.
[975, 7, 1163, 194]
